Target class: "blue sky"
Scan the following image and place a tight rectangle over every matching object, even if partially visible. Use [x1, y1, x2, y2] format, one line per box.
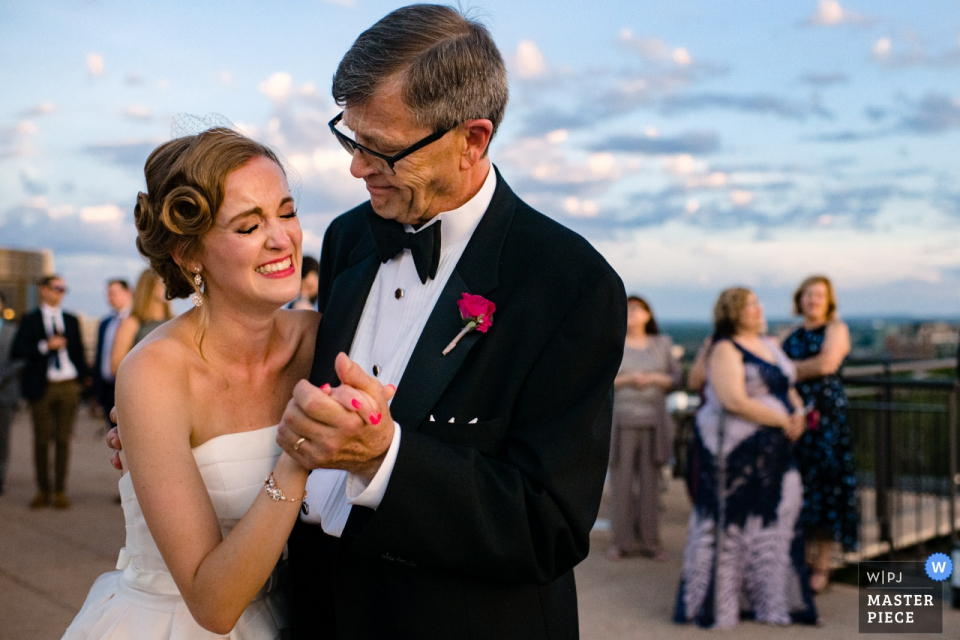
[2, 0, 960, 320]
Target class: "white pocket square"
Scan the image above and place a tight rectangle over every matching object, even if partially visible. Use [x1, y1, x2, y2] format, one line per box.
[468, 418, 478, 424]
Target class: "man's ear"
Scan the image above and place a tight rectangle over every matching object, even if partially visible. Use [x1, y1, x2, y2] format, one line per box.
[460, 119, 493, 170]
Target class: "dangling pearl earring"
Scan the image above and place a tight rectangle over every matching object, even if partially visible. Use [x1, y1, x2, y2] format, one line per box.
[192, 267, 204, 307]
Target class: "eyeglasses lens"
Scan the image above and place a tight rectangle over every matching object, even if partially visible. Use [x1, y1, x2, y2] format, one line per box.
[332, 125, 395, 175]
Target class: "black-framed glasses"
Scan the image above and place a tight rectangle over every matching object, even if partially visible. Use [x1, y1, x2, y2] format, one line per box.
[328, 111, 455, 176]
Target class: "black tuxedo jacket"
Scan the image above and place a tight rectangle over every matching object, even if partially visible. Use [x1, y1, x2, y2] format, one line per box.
[289, 170, 626, 640]
[11, 309, 88, 401]
[93, 314, 116, 406]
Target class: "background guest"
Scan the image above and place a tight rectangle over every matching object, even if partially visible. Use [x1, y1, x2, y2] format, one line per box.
[675, 287, 817, 628]
[782, 275, 857, 593]
[0, 291, 25, 495]
[110, 270, 173, 376]
[11, 275, 89, 509]
[93, 279, 131, 431]
[287, 255, 319, 310]
[609, 296, 680, 561]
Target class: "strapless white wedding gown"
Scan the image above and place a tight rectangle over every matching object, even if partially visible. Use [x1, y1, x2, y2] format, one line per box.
[63, 426, 290, 639]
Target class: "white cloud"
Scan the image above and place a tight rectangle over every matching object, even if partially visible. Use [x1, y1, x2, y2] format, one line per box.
[729, 189, 753, 207]
[546, 129, 568, 144]
[587, 152, 616, 178]
[663, 154, 696, 176]
[872, 37, 892, 59]
[323, 0, 354, 5]
[514, 41, 546, 79]
[672, 48, 693, 66]
[563, 196, 600, 217]
[86, 53, 105, 77]
[812, 0, 844, 26]
[16, 121, 38, 134]
[123, 105, 152, 121]
[80, 204, 124, 223]
[259, 72, 293, 102]
[685, 171, 728, 188]
[805, 0, 873, 27]
[22, 101, 55, 117]
[219, 70, 232, 85]
[619, 30, 694, 67]
[597, 226, 960, 295]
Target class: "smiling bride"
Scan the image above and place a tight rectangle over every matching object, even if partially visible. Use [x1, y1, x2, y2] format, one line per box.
[62, 128, 367, 639]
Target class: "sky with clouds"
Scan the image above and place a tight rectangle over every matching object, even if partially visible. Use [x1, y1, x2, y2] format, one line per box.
[2, 0, 960, 320]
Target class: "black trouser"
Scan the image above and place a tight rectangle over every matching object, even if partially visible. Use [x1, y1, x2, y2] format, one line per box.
[29, 380, 80, 494]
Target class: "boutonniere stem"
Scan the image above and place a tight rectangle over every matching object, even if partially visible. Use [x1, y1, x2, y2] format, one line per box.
[442, 293, 496, 356]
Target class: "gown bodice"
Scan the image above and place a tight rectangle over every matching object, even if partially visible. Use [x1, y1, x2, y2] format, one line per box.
[117, 425, 283, 596]
[63, 425, 289, 640]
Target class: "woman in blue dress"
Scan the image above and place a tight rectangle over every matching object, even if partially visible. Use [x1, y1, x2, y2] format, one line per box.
[782, 275, 857, 593]
[675, 287, 818, 628]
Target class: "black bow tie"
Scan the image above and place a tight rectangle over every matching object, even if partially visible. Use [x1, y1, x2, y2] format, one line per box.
[367, 210, 442, 284]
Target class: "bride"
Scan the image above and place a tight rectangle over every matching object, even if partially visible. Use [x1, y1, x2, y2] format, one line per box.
[63, 128, 376, 639]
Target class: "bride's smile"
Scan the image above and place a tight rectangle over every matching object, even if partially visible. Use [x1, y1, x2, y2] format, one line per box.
[255, 255, 295, 277]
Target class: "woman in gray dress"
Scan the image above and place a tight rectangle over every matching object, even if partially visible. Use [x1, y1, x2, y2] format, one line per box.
[110, 269, 174, 376]
[608, 296, 680, 561]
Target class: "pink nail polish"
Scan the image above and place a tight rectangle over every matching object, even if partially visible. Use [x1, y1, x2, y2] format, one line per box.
[370, 413, 382, 425]
[320, 383, 331, 392]
[351, 398, 362, 409]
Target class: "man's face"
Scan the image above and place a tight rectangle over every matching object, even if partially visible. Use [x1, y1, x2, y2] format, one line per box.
[39, 278, 66, 307]
[106, 282, 131, 312]
[342, 78, 464, 225]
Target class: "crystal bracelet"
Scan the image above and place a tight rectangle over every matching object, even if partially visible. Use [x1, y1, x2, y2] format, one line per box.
[263, 472, 307, 502]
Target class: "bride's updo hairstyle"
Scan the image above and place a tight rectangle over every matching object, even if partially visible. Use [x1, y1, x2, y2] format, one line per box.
[134, 128, 284, 302]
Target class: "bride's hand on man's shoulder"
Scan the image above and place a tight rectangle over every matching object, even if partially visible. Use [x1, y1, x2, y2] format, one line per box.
[106, 408, 124, 471]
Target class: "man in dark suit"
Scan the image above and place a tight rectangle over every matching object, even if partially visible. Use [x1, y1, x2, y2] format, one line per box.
[0, 291, 24, 495]
[277, 6, 626, 638]
[93, 279, 131, 431]
[12, 275, 89, 509]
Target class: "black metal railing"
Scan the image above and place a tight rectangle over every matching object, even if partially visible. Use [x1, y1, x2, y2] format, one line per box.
[841, 366, 959, 561]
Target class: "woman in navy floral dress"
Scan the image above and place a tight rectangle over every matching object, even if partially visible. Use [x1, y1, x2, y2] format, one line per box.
[782, 275, 857, 593]
[675, 288, 818, 628]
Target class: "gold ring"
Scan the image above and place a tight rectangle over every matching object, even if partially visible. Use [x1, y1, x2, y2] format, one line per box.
[293, 437, 307, 452]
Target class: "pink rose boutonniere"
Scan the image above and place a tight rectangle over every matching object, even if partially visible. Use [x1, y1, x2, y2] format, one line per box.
[442, 293, 496, 356]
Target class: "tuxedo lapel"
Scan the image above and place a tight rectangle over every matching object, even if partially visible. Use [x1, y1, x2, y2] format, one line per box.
[309, 235, 380, 386]
[389, 168, 517, 430]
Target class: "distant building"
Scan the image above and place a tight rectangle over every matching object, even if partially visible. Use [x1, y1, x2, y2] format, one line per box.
[0, 247, 53, 321]
[885, 322, 960, 360]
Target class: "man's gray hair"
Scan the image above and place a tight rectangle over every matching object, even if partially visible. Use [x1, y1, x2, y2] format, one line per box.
[332, 4, 509, 141]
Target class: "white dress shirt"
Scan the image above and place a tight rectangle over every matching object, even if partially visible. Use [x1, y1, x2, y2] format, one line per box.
[38, 303, 79, 382]
[100, 308, 130, 382]
[301, 166, 496, 536]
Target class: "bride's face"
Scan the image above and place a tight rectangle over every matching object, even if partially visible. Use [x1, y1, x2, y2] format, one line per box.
[199, 156, 302, 310]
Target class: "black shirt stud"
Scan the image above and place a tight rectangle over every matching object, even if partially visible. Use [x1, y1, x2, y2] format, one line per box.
[395, 288, 404, 300]
[373, 364, 381, 377]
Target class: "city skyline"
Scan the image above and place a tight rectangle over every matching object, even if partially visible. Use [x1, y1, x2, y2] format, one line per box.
[2, 0, 959, 320]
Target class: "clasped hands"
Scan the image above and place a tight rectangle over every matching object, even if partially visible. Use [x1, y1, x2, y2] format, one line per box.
[107, 352, 397, 483]
[781, 410, 805, 442]
[277, 352, 396, 482]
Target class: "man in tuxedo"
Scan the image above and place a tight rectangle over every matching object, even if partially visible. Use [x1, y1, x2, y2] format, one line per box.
[0, 291, 24, 495]
[93, 279, 131, 431]
[277, 5, 626, 638]
[12, 275, 89, 509]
